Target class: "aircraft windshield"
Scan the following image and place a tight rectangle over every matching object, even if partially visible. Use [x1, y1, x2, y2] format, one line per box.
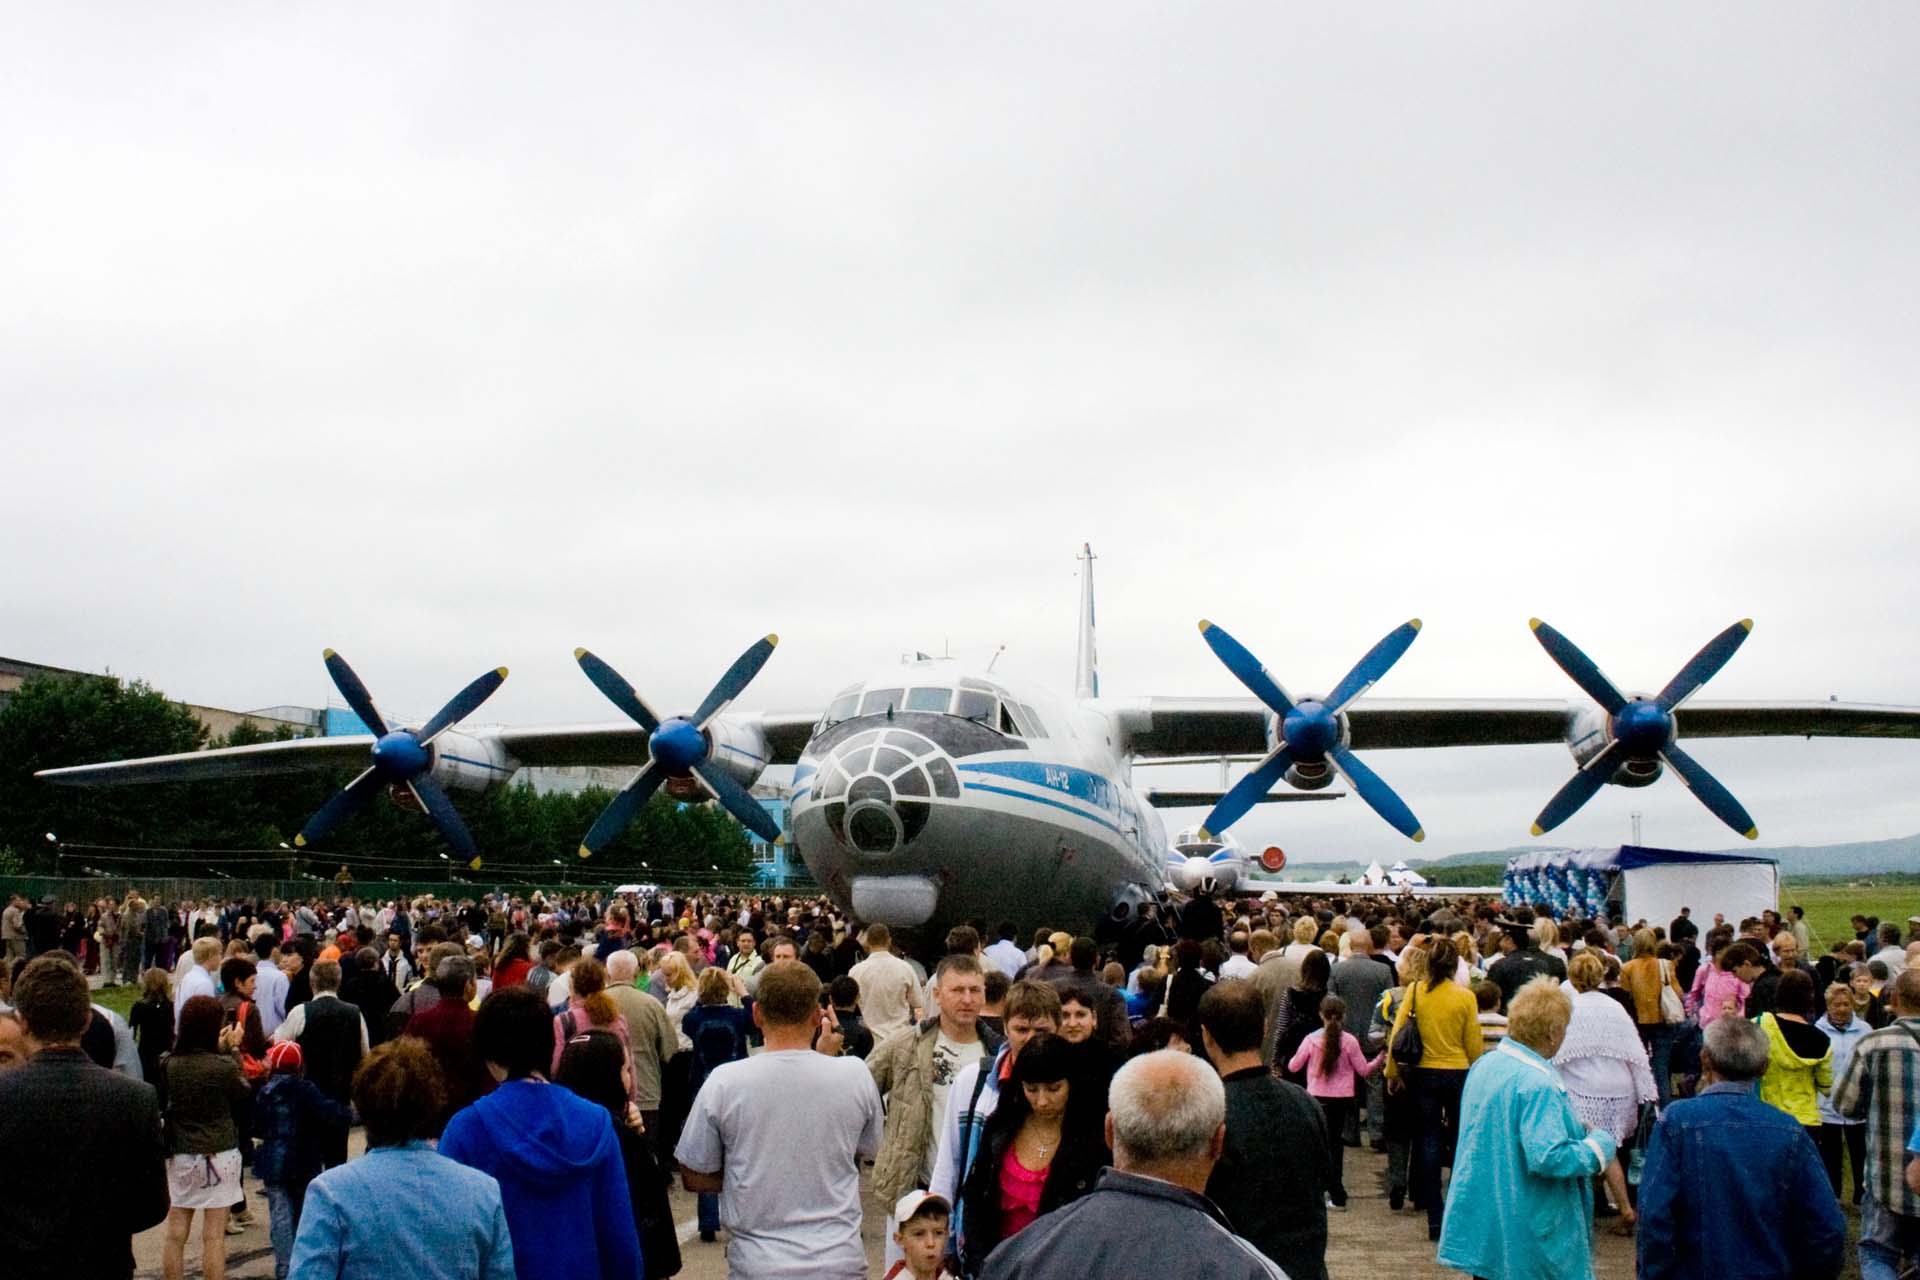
[858, 688, 904, 716]
[904, 687, 952, 713]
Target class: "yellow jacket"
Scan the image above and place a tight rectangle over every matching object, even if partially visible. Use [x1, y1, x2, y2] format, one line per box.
[1756, 1012, 1833, 1126]
[1384, 978, 1485, 1079]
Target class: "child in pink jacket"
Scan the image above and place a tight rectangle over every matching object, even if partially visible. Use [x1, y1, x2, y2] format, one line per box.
[1287, 994, 1383, 1208]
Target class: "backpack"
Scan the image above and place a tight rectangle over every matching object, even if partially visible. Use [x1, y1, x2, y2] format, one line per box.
[688, 1009, 749, 1087]
[234, 1001, 270, 1083]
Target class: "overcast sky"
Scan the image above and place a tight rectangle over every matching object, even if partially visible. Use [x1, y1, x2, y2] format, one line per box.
[7, 5, 1918, 863]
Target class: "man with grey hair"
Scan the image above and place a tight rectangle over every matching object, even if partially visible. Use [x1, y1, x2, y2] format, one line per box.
[273, 959, 367, 1168]
[981, 1050, 1285, 1279]
[603, 946, 679, 1143]
[1637, 1015, 1843, 1279]
[1328, 921, 1394, 1150]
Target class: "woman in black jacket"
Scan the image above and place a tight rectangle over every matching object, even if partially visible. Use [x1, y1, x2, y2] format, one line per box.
[555, 1029, 682, 1279]
[1271, 949, 1332, 1086]
[957, 1035, 1110, 1277]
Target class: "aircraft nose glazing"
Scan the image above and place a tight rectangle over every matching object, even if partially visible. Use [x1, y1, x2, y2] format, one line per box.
[370, 731, 429, 779]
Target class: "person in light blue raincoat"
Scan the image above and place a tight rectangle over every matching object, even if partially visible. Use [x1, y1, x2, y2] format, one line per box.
[1437, 976, 1617, 1280]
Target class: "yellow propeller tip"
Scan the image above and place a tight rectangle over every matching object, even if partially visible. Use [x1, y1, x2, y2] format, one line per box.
[1529, 823, 1546, 837]
[468, 858, 483, 871]
[1409, 618, 1423, 631]
[494, 666, 509, 679]
[1411, 828, 1426, 843]
[1744, 827, 1759, 841]
[322, 648, 337, 660]
[1740, 618, 1755, 632]
[292, 834, 308, 848]
[1197, 619, 1212, 633]
[1527, 618, 1544, 632]
[577, 846, 594, 859]
[1196, 826, 1212, 842]
[573, 647, 588, 660]
[766, 633, 780, 646]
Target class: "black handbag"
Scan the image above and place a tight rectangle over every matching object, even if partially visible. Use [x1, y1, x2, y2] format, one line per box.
[1390, 984, 1424, 1069]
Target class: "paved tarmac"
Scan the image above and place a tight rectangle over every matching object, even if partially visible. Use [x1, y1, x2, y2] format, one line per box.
[130, 1129, 1641, 1279]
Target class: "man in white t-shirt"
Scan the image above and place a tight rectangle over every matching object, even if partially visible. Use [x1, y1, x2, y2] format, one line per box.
[173, 936, 221, 1028]
[1220, 930, 1259, 981]
[850, 923, 923, 1042]
[677, 961, 883, 1280]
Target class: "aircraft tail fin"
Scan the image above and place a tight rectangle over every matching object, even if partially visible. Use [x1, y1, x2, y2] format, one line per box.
[1075, 542, 1099, 699]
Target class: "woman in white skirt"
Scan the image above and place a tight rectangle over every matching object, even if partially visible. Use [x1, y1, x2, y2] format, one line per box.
[1551, 951, 1657, 1233]
[163, 994, 251, 1280]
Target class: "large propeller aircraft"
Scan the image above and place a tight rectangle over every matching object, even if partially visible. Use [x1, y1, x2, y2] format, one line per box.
[36, 545, 1920, 934]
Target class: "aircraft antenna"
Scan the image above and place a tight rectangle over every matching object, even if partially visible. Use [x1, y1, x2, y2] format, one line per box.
[986, 644, 1006, 673]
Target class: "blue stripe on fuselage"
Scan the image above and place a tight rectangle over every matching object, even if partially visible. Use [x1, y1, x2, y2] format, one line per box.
[961, 781, 1126, 838]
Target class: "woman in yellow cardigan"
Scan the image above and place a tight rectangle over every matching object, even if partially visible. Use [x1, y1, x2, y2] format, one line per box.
[1385, 937, 1485, 1241]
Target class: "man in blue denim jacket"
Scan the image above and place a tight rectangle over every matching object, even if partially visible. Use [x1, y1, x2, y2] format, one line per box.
[1637, 1016, 1844, 1280]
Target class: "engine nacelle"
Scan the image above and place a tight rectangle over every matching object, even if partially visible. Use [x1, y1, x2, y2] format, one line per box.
[428, 730, 517, 793]
[1565, 705, 1666, 787]
[703, 716, 771, 790]
[1285, 760, 1336, 790]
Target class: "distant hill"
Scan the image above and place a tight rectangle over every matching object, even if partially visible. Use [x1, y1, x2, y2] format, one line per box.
[1265, 833, 1920, 882]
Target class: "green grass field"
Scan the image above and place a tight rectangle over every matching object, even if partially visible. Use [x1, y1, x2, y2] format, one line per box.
[1778, 882, 1920, 952]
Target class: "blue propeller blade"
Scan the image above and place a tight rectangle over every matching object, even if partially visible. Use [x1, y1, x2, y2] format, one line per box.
[1660, 743, 1758, 839]
[323, 650, 390, 736]
[294, 768, 382, 848]
[579, 765, 668, 858]
[692, 635, 780, 728]
[1656, 619, 1754, 711]
[417, 667, 509, 745]
[693, 761, 784, 842]
[1529, 620, 1628, 715]
[407, 775, 481, 864]
[1200, 745, 1297, 838]
[1324, 619, 1422, 714]
[1198, 621, 1296, 717]
[574, 649, 662, 733]
[1328, 745, 1425, 842]
[1530, 741, 1625, 835]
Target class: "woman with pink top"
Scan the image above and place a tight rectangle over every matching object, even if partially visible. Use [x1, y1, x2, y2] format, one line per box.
[1692, 941, 1764, 1028]
[1287, 994, 1383, 1209]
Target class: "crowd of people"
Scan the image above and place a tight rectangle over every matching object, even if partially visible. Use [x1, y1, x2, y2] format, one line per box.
[1, 880, 1918, 1279]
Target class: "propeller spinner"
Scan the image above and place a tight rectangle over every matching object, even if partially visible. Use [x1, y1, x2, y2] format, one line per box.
[572, 637, 784, 858]
[292, 650, 505, 869]
[1528, 618, 1757, 839]
[1197, 619, 1426, 842]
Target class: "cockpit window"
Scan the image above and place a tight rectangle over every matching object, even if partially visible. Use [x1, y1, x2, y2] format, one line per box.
[1016, 703, 1046, 738]
[952, 688, 996, 723]
[958, 678, 994, 692]
[998, 703, 1024, 736]
[858, 688, 904, 717]
[904, 687, 952, 713]
[824, 691, 860, 726]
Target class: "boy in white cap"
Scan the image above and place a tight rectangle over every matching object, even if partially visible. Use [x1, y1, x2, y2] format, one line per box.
[886, 1191, 955, 1280]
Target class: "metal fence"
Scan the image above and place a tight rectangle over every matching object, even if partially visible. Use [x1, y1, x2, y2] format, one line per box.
[0, 873, 772, 904]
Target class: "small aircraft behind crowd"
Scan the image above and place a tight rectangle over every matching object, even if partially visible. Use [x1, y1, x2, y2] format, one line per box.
[37, 546, 1920, 936]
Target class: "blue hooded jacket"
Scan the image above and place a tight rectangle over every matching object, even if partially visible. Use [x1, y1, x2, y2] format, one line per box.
[439, 1078, 642, 1280]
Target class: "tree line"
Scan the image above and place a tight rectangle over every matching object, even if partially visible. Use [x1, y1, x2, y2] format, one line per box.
[0, 672, 756, 881]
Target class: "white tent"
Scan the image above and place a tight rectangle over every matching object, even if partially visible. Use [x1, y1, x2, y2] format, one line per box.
[1503, 846, 1777, 928]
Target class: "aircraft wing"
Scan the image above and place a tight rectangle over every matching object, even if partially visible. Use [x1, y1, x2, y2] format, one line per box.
[495, 709, 819, 768]
[36, 734, 375, 786]
[1113, 696, 1920, 758]
[1142, 788, 1343, 809]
